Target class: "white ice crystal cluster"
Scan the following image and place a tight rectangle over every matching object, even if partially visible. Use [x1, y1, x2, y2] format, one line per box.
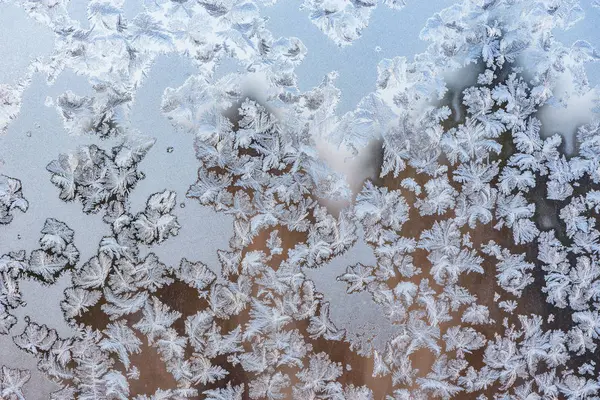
[300, 0, 407, 46]
[0, 175, 28, 225]
[1, 0, 600, 399]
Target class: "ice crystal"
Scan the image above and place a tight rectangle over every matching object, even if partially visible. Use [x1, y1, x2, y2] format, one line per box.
[0, 175, 28, 225]
[0, 365, 31, 400]
[300, 0, 406, 46]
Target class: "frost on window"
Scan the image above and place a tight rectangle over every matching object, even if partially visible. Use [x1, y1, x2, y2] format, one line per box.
[0, 175, 28, 225]
[0, 365, 31, 400]
[299, 0, 406, 46]
[2, 0, 600, 399]
[0, 84, 25, 135]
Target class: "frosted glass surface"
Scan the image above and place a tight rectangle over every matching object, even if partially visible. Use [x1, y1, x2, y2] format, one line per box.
[0, 1, 600, 399]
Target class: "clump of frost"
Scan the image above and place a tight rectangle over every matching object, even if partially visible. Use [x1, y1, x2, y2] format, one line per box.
[300, 0, 407, 46]
[0, 175, 28, 225]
